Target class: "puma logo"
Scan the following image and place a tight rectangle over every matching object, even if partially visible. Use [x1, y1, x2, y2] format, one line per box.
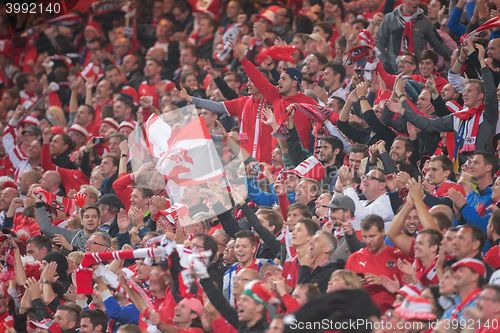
[360, 261, 367, 267]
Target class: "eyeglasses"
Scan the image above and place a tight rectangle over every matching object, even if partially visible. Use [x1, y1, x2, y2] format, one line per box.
[362, 174, 385, 182]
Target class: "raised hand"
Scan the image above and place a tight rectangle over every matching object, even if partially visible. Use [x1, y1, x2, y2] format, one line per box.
[385, 99, 404, 115]
[261, 106, 278, 130]
[448, 188, 467, 209]
[337, 165, 354, 187]
[41, 261, 58, 284]
[117, 208, 131, 233]
[172, 86, 192, 103]
[25, 277, 42, 299]
[53, 234, 72, 250]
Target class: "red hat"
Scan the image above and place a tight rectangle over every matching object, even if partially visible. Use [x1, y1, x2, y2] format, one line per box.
[179, 298, 204, 316]
[397, 284, 422, 298]
[51, 126, 66, 136]
[21, 116, 40, 127]
[119, 121, 136, 132]
[242, 280, 277, 307]
[84, 21, 102, 35]
[452, 258, 487, 278]
[68, 124, 89, 138]
[29, 319, 62, 333]
[188, 0, 221, 19]
[286, 156, 326, 181]
[256, 5, 282, 25]
[0, 39, 13, 58]
[120, 85, 139, 104]
[395, 295, 437, 321]
[102, 117, 120, 130]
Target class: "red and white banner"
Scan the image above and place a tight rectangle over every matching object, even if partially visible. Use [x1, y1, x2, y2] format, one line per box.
[79, 62, 103, 81]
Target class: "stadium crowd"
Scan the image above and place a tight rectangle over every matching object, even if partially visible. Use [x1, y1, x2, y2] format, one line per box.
[0, 0, 500, 332]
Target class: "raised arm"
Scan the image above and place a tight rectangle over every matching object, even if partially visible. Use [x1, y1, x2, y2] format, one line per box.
[386, 200, 415, 256]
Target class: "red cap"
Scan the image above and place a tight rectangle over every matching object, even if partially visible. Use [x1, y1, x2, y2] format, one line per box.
[452, 258, 486, 278]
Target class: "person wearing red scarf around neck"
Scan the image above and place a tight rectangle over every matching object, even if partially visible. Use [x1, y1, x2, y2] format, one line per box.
[232, 42, 315, 152]
[442, 258, 486, 321]
[389, 43, 497, 156]
[422, 155, 466, 208]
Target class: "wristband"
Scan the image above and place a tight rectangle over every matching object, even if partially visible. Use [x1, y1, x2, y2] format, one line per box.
[358, 96, 368, 101]
[121, 154, 128, 158]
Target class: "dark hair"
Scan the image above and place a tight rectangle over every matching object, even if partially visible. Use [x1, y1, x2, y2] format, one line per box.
[81, 104, 96, 119]
[322, 135, 344, 154]
[56, 134, 75, 153]
[352, 18, 369, 28]
[325, 0, 345, 20]
[419, 49, 439, 65]
[350, 144, 369, 157]
[26, 235, 52, 252]
[311, 52, 328, 65]
[314, 22, 333, 39]
[361, 214, 385, 232]
[296, 218, 320, 236]
[472, 151, 497, 176]
[80, 309, 108, 332]
[80, 204, 101, 219]
[325, 61, 346, 82]
[394, 136, 415, 155]
[459, 224, 485, 252]
[287, 203, 313, 218]
[429, 155, 454, 179]
[490, 210, 500, 235]
[57, 303, 81, 326]
[192, 233, 218, 262]
[419, 229, 443, 249]
[296, 283, 321, 300]
[256, 208, 283, 234]
[295, 15, 314, 34]
[234, 230, 257, 246]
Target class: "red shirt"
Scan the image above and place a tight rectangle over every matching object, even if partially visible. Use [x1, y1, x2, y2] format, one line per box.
[345, 246, 405, 313]
[223, 96, 274, 163]
[432, 180, 466, 197]
[240, 58, 315, 151]
[282, 256, 300, 289]
[483, 244, 500, 270]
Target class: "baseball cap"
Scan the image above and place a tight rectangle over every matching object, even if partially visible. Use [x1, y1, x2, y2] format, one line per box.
[323, 194, 356, 214]
[285, 67, 303, 85]
[29, 319, 62, 333]
[451, 258, 487, 278]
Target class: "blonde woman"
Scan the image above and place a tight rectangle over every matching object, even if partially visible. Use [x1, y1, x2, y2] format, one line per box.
[327, 269, 362, 293]
[46, 106, 67, 127]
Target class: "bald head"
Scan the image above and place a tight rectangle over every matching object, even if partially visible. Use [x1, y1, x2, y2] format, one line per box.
[40, 170, 62, 193]
[0, 187, 19, 211]
[429, 204, 454, 221]
[146, 47, 166, 62]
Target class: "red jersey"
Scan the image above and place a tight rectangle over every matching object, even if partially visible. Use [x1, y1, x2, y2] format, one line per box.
[282, 256, 300, 289]
[240, 58, 315, 151]
[345, 246, 405, 313]
[432, 180, 466, 197]
[223, 96, 273, 163]
[413, 257, 439, 287]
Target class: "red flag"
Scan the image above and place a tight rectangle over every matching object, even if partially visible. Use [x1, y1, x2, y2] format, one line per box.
[465, 16, 500, 39]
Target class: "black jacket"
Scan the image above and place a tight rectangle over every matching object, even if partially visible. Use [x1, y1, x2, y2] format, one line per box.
[298, 261, 339, 293]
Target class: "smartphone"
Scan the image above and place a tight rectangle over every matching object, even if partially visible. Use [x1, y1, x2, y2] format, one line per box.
[92, 137, 104, 145]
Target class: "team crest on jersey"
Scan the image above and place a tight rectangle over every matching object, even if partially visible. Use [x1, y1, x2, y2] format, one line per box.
[386, 261, 396, 268]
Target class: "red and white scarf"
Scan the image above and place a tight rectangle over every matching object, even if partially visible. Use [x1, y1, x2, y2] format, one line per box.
[453, 104, 485, 153]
